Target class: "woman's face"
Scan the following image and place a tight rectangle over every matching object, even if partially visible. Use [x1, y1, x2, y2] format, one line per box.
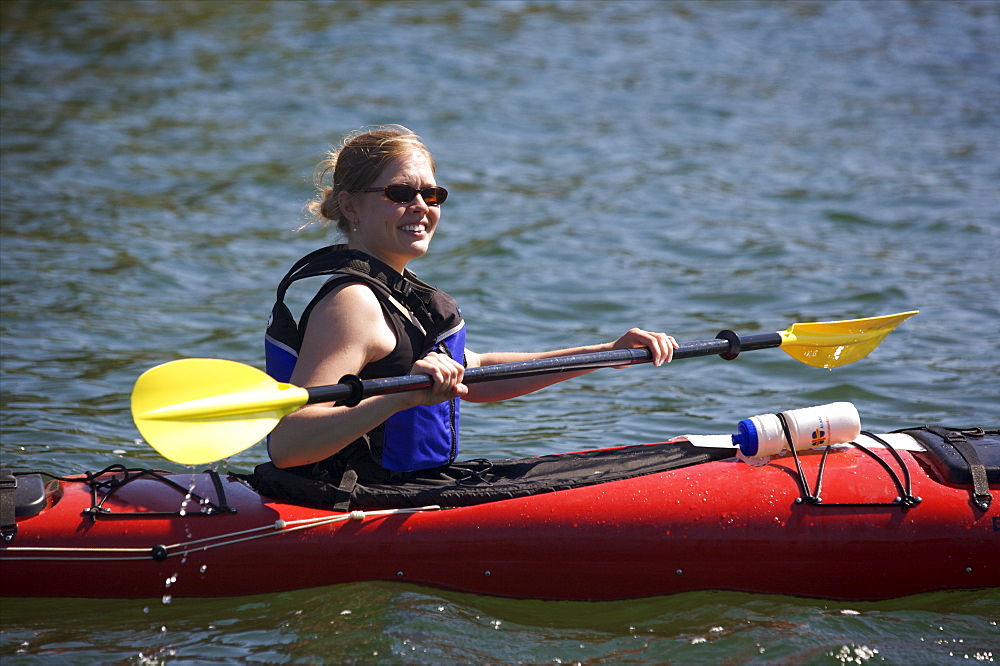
[343, 151, 441, 273]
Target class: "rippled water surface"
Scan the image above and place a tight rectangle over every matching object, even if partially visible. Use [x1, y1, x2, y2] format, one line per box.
[2, 1, 998, 663]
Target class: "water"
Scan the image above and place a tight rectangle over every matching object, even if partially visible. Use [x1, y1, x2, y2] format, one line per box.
[2, 0, 998, 662]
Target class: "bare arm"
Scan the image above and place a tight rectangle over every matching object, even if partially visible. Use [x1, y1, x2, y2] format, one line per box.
[268, 283, 465, 468]
[462, 328, 677, 403]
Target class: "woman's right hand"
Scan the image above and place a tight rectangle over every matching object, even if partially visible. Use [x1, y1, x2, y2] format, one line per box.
[409, 351, 468, 406]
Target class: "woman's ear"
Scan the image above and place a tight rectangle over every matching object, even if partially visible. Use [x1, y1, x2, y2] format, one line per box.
[338, 191, 360, 226]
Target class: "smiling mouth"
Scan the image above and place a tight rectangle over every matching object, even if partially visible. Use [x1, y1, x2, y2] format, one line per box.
[400, 223, 428, 233]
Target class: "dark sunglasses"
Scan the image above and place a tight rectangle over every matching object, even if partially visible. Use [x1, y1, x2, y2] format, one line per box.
[360, 184, 448, 206]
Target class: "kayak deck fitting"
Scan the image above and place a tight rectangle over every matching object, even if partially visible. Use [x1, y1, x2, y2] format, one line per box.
[2, 426, 997, 601]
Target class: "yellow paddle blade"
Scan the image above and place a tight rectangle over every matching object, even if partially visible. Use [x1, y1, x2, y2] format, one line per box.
[778, 311, 918, 368]
[131, 358, 309, 465]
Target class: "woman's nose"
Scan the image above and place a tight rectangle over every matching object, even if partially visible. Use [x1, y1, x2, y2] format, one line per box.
[410, 193, 430, 211]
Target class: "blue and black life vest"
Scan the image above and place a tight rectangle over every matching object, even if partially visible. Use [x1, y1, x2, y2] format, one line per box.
[264, 244, 466, 473]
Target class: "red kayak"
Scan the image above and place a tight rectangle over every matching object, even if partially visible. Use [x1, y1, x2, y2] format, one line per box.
[1, 427, 997, 601]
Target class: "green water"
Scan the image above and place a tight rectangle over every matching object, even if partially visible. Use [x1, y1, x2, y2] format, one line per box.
[2, 1, 998, 662]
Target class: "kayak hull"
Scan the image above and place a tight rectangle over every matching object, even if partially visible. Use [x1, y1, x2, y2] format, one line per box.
[2, 438, 997, 600]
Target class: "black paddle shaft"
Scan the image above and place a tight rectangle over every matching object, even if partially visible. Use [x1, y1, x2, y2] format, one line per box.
[306, 330, 784, 407]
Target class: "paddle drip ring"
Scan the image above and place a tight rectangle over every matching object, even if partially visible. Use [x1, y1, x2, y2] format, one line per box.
[715, 330, 741, 361]
[336, 374, 365, 407]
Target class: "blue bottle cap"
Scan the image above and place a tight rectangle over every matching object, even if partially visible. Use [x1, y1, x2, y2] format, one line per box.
[732, 418, 759, 457]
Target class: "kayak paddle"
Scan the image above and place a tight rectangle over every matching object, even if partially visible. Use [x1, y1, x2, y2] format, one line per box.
[132, 310, 917, 464]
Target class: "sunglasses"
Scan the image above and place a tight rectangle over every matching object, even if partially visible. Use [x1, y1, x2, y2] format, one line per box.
[360, 184, 448, 206]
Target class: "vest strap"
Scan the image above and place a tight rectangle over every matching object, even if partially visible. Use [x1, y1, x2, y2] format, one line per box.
[274, 245, 437, 338]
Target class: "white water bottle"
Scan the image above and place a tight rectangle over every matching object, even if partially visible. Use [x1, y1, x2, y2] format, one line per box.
[732, 402, 861, 458]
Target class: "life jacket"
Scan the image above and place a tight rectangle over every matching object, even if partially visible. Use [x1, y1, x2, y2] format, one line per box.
[264, 244, 466, 473]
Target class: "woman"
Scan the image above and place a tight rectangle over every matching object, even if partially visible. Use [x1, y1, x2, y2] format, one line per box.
[265, 125, 678, 485]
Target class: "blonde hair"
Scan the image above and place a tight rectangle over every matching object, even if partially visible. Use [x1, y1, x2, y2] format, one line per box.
[305, 125, 436, 234]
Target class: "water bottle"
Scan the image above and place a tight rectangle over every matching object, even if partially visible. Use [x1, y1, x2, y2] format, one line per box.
[732, 402, 861, 458]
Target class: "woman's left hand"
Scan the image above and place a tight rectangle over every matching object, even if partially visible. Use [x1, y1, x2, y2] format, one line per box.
[611, 328, 679, 366]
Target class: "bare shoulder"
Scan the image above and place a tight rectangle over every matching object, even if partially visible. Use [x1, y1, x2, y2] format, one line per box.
[313, 281, 385, 320]
[291, 282, 396, 386]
